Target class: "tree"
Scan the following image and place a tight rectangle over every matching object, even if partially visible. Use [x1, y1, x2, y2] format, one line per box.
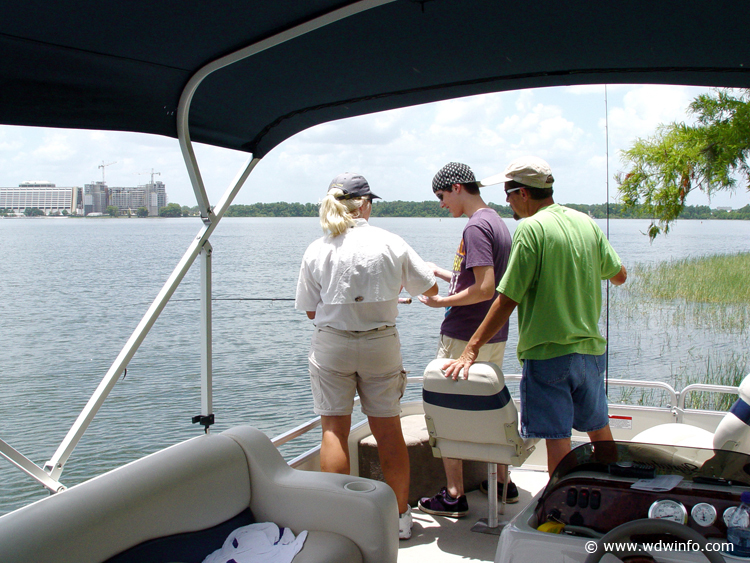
[24, 207, 44, 216]
[106, 205, 119, 217]
[159, 203, 183, 217]
[136, 206, 149, 217]
[617, 88, 750, 239]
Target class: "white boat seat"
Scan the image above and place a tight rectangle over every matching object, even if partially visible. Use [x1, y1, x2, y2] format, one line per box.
[632, 373, 750, 454]
[0, 425, 396, 563]
[422, 359, 537, 528]
[630, 422, 714, 449]
[712, 374, 750, 454]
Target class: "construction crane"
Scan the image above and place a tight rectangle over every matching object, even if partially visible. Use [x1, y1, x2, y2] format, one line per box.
[139, 168, 161, 186]
[98, 161, 116, 184]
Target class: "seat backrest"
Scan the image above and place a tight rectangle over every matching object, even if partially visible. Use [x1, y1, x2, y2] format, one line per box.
[0, 433, 252, 563]
[422, 359, 536, 466]
[713, 374, 750, 454]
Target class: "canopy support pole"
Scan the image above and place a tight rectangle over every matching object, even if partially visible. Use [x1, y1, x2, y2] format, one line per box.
[199, 240, 213, 432]
[0, 438, 65, 494]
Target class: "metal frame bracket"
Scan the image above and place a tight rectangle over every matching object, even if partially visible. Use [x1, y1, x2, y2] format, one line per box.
[192, 413, 215, 433]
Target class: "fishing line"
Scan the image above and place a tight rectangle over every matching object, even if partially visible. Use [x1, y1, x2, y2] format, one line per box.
[604, 84, 611, 395]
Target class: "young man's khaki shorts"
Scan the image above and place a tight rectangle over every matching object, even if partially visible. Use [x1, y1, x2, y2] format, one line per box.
[308, 325, 406, 417]
[436, 334, 506, 368]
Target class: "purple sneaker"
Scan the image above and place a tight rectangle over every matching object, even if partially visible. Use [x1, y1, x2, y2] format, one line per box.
[418, 487, 468, 518]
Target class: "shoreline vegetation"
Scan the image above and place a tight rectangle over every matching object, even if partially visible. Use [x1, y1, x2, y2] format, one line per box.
[3, 201, 749, 219]
[611, 251, 750, 411]
[224, 201, 750, 220]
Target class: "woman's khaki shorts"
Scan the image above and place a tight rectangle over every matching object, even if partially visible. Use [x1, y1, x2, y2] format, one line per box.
[308, 325, 406, 417]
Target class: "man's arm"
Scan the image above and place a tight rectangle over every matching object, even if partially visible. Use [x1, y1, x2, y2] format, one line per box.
[609, 265, 627, 286]
[442, 293, 519, 380]
[419, 265, 495, 308]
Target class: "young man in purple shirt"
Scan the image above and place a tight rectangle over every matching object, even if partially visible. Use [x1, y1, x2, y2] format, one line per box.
[417, 162, 515, 518]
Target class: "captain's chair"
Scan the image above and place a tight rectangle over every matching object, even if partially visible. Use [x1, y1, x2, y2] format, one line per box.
[631, 374, 750, 454]
[422, 359, 537, 532]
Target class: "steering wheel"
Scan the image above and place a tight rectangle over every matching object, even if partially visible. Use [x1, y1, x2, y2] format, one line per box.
[583, 518, 726, 563]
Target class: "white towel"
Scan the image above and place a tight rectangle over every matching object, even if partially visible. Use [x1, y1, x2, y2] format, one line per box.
[201, 522, 308, 563]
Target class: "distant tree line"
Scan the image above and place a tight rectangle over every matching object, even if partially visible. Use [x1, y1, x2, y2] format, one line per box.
[224, 202, 319, 217]
[563, 202, 750, 221]
[198, 200, 750, 220]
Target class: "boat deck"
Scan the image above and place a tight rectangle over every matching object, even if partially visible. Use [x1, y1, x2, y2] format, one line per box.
[398, 468, 549, 562]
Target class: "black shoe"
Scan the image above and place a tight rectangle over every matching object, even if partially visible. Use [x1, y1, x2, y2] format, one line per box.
[418, 487, 469, 518]
[479, 480, 519, 503]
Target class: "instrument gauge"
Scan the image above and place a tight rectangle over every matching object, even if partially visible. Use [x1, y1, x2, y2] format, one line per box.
[691, 503, 717, 527]
[648, 499, 688, 524]
[724, 506, 738, 527]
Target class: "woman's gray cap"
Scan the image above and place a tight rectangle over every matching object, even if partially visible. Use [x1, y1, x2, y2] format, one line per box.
[432, 162, 477, 192]
[328, 172, 380, 200]
[479, 156, 554, 189]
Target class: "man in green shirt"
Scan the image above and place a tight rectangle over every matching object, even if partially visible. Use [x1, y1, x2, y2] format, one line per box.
[444, 156, 627, 473]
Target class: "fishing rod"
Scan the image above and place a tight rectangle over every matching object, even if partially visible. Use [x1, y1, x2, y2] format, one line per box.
[171, 297, 414, 303]
[172, 297, 295, 301]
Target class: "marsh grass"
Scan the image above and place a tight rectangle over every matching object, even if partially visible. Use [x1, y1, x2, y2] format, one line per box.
[609, 352, 747, 410]
[606, 252, 749, 410]
[677, 352, 748, 411]
[630, 252, 750, 304]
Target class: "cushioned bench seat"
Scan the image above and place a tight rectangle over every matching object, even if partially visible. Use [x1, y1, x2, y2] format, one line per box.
[105, 509, 361, 563]
[0, 426, 396, 563]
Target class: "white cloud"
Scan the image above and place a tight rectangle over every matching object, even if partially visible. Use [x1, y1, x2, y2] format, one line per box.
[608, 85, 704, 152]
[33, 132, 78, 162]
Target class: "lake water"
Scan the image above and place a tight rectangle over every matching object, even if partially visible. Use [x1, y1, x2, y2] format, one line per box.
[0, 216, 748, 515]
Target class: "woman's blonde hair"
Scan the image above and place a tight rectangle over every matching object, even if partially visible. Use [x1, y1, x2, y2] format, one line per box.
[319, 188, 369, 236]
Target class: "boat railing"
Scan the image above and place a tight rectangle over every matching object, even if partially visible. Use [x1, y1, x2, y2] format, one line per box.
[271, 416, 323, 449]
[274, 374, 739, 468]
[411, 374, 681, 408]
[678, 383, 740, 410]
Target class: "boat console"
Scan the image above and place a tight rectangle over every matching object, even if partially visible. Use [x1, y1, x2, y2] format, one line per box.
[496, 442, 750, 562]
[535, 442, 750, 540]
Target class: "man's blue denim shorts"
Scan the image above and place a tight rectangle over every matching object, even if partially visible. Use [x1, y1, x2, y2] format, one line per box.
[520, 353, 609, 439]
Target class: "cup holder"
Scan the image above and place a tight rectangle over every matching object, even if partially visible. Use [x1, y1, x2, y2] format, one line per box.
[344, 481, 377, 493]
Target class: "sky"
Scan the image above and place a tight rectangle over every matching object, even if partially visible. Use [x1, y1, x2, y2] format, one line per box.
[1, 84, 749, 210]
